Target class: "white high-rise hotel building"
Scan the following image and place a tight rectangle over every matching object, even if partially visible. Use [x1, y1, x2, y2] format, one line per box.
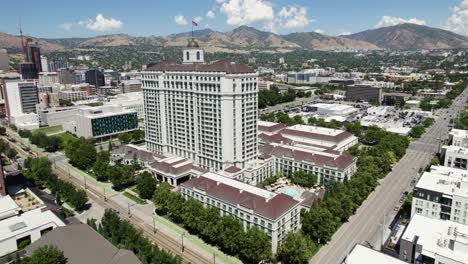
[142, 39, 258, 170]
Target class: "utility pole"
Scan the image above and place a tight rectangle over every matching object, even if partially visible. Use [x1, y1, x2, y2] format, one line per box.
[103, 187, 107, 201]
[181, 233, 185, 252]
[153, 217, 156, 234]
[213, 253, 216, 264]
[381, 213, 386, 250]
[84, 176, 87, 189]
[128, 203, 131, 217]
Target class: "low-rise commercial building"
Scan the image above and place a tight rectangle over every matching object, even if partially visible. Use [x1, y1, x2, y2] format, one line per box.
[25, 224, 140, 264]
[58, 90, 88, 102]
[399, 214, 468, 264]
[64, 105, 138, 139]
[180, 172, 303, 253]
[0, 190, 65, 257]
[345, 244, 406, 264]
[120, 80, 142, 93]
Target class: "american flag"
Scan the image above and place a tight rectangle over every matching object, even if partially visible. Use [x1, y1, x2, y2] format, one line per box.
[192, 21, 198, 26]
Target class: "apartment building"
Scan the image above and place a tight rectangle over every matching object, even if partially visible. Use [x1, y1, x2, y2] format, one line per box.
[412, 166, 468, 224]
[443, 145, 468, 170]
[2, 80, 39, 129]
[58, 90, 88, 101]
[399, 214, 468, 264]
[142, 40, 258, 170]
[450, 128, 468, 148]
[180, 172, 303, 253]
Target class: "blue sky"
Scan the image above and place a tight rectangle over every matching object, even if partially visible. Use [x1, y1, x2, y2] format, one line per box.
[0, 0, 467, 38]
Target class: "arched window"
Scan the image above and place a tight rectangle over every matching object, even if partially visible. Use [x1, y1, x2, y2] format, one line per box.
[186, 52, 190, 61]
[196, 51, 200, 60]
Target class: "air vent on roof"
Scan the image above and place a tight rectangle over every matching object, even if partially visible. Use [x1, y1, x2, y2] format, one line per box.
[9, 222, 27, 232]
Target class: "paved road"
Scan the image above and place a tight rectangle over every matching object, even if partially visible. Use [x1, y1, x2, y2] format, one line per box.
[310, 88, 468, 264]
[3, 130, 238, 264]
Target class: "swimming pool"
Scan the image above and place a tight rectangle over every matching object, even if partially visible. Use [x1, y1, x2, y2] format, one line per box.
[281, 188, 300, 198]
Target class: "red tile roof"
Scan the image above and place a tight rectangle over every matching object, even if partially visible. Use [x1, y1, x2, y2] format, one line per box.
[258, 123, 287, 133]
[149, 158, 200, 176]
[181, 176, 300, 220]
[280, 128, 354, 144]
[224, 166, 242, 173]
[260, 144, 355, 170]
[147, 59, 255, 74]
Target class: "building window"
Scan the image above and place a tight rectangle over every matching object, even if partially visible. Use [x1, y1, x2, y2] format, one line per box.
[186, 52, 190, 61]
[196, 51, 200, 60]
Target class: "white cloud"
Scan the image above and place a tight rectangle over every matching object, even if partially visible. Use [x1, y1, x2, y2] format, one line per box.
[60, 23, 72, 31]
[175, 15, 188, 26]
[220, 0, 274, 26]
[374, 16, 426, 28]
[278, 6, 313, 29]
[216, 0, 226, 3]
[205, 24, 211, 29]
[78, 14, 123, 31]
[206, 10, 216, 19]
[193, 16, 203, 23]
[314, 29, 325, 34]
[338, 32, 352, 36]
[446, 0, 468, 36]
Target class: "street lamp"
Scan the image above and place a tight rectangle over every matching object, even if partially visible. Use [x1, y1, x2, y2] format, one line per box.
[153, 217, 156, 234]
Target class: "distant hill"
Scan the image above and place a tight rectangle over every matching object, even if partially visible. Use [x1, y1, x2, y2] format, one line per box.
[345, 23, 468, 50]
[1, 23, 467, 53]
[283, 31, 378, 50]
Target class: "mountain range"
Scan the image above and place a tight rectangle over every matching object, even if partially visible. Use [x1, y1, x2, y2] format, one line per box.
[1, 24, 467, 53]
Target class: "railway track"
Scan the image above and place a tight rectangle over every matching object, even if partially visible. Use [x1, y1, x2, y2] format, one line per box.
[2, 135, 219, 264]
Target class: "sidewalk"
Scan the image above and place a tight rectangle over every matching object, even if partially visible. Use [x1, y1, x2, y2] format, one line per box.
[60, 159, 240, 264]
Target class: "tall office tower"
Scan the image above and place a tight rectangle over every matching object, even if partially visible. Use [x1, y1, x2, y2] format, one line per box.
[2, 80, 39, 116]
[0, 49, 8, 72]
[26, 40, 42, 73]
[85, 69, 105, 88]
[142, 39, 258, 170]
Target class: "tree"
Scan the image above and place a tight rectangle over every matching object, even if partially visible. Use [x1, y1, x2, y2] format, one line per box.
[93, 151, 110, 181]
[409, 125, 425, 138]
[6, 148, 17, 160]
[422, 118, 434, 128]
[118, 133, 132, 144]
[68, 189, 88, 211]
[290, 170, 317, 188]
[136, 171, 157, 199]
[241, 227, 272, 263]
[23, 245, 65, 264]
[0, 126, 5, 135]
[278, 232, 317, 264]
[302, 207, 337, 244]
[67, 142, 97, 170]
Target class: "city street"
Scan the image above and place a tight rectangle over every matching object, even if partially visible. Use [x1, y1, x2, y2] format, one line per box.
[310, 88, 468, 264]
[2, 130, 239, 264]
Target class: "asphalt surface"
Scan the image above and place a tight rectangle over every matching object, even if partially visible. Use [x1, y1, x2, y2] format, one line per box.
[310, 88, 468, 264]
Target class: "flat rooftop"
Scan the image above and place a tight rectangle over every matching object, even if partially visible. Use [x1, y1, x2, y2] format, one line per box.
[345, 244, 406, 264]
[450, 129, 468, 140]
[288, 124, 343, 137]
[444, 145, 468, 155]
[0, 207, 64, 239]
[416, 166, 468, 198]
[402, 214, 468, 264]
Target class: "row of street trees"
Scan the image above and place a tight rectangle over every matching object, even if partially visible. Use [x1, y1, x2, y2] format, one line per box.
[18, 130, 62, 153]
[152, 183, 272, 263]
[88, 209, 181, 264]
[301, 127, 409, 247]
[0, 139, 18, 161]
[23, 157, 88, 211]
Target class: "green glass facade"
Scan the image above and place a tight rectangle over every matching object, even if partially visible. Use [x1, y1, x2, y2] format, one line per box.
[91, 112, 138, 137]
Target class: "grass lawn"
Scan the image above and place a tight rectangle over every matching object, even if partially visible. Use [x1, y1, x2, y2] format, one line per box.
[32, 125, 63, 135]
[123, 191, 147, 204]
[55, 132, 78, 147]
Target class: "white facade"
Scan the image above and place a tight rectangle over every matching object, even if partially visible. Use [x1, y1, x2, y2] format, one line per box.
[106, 92, 144, 119]
[183, 46, 204, 64]
[180, 172, 302, 254]
[443, 145, 468, 171]
[399, 214, 468, 264]
[142, 48, 258, 170]
[412, 166, 468, 225]
[3, 80, 39, 128]
[64, 105, 138, 138]
[38, 72, 59, 86]
[59, 90, 88, 102]
[0, 193, 65, 257]
[450, 129, 468, 148]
